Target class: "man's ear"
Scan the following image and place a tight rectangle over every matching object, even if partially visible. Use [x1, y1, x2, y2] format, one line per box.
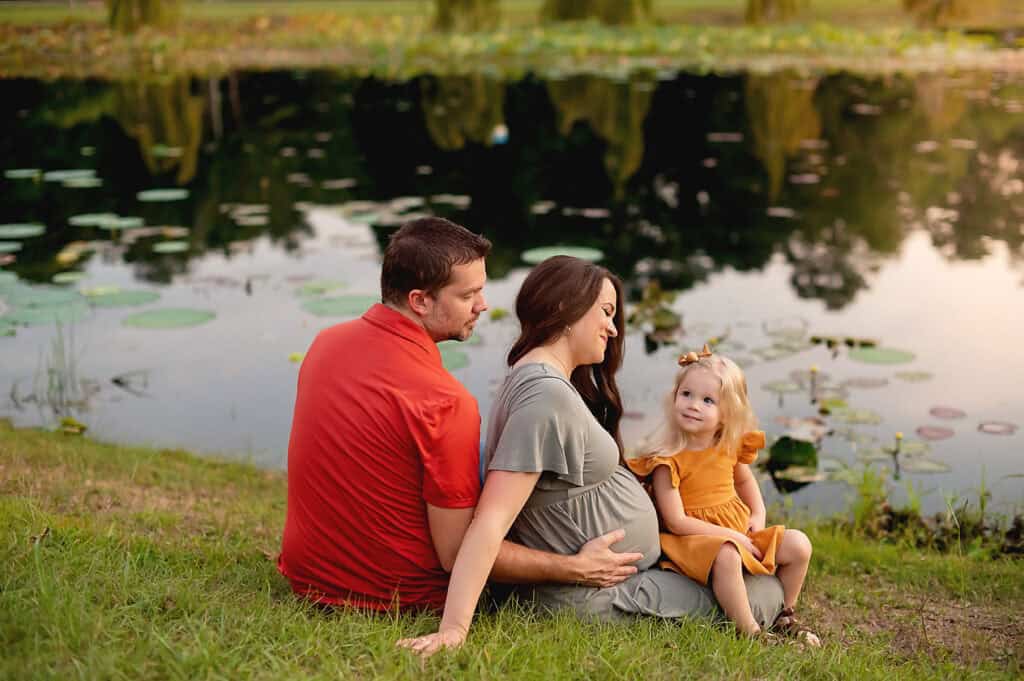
[407, 289, 432, 316]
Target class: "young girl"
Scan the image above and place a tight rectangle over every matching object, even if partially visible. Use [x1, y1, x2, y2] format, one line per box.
[627, 345, 819, 645]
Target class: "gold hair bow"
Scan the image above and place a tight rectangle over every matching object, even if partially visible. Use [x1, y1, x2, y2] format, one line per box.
[678, 344, 712, 367]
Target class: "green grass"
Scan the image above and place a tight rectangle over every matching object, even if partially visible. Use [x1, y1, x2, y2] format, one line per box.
[1, 421, 1021, 679]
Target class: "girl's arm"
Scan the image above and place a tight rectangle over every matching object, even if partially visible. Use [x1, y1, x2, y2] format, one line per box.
[652, 466, 760, 557]
[734, 463, 766, 532]
[397, 470, 541, 657]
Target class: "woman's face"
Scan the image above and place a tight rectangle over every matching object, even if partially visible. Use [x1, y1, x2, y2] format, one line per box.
[567, 278, 618, 366]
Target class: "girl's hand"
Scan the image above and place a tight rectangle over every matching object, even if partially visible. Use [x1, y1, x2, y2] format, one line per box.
[731, 531, 763, 560]
[397, 627, 466, 657]
[747, 513, 766, 533]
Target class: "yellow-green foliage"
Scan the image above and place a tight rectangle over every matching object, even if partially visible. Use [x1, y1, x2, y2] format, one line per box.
[107, 0, 182, 33]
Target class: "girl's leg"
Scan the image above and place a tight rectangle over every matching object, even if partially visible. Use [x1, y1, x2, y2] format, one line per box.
[775, 529, 813, 609]
[711, 543, 760, 635]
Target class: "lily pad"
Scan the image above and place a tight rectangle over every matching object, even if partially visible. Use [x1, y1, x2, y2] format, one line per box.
[301, 295, 378, 318]
[43, 169, 95, 183]
[4, 168, 41, 180]
[288, 352, 306, 364]
[5, 301, 89, 326]
[790, 369, 831, 386]
[772, 465, 826, 483]
[751, 345, 795, 361]
[87, 290, 161, 308]
[774, 416, 829, 443]
[762, 380, 801, 394]
[830, 407, 882, 425]
[137, 188, 189, 202]
[0, 271, 19, 287]
[768, 436, 818, 469]
[2, 286, 81, 308]
[0, 242, 23, 254]
[842, 377, 889, 389]
[849, 347, 915, 365]
[762, 317, 807, 340]
[521, 246, 604, 265]
[916, 426, 954, 441]
[929, 406, 966, 420]
[0, 223, 45, 239]
[52, 272, 85, 285]
[98, 216, 144, 231]
[900, 458, 951, 474]
[895, 371, 933, 382]
[832, 427, 879, 446]
[296, 280, 347, 297]
[440, 346, 470, 372]
[977, 421, 1018, 436]
[64, 177, 103, 189]
[122, 308, 215, 329]
[69, 213, 118, 228]
[152, 241, 189, 254]
[857, 449, 894, 464]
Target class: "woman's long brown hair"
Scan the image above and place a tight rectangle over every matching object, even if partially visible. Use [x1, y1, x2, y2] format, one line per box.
[507, 256, 627, 458]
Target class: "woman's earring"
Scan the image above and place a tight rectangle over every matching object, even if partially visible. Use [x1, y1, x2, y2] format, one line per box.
[564, 325, 572, 337]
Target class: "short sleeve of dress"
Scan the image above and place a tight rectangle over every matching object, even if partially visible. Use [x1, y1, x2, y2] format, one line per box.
[736, 430, 766, 464]
[488, 376, 588, 487]
[625, 455, 682, 488]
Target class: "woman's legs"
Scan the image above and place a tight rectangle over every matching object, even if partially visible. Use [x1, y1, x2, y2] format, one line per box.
[710, 543, 760, 634]
[775, 529, 812, 609]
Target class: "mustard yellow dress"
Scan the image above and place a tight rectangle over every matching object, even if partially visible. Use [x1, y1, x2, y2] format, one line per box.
[626, 431, 785, 586]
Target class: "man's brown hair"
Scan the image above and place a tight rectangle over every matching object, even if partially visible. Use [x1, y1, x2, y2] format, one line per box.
[380, 217, 492, 306]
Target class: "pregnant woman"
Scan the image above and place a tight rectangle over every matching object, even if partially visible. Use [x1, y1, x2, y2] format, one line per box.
[398, 255, 784, 655]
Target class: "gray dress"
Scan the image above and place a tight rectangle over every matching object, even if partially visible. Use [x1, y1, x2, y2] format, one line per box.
[484, 363, 784, 625]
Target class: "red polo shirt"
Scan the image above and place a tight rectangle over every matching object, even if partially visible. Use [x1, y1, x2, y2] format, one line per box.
[278, 304, 481, 611]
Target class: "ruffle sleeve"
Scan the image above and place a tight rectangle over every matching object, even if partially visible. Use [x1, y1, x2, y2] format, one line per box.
[736, 430, 766, 464]
[625, 455, 681, 488]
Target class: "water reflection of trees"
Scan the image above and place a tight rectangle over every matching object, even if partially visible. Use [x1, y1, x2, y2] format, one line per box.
[541, 0, 652, 24]
[547, 75, 655, 198]
[432, 0, 500, 32]
[3, 69, 1023, 302]
[421, 76, 505, 151]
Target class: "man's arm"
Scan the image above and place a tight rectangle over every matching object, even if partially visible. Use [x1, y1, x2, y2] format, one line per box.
[491, 530, 643, 588]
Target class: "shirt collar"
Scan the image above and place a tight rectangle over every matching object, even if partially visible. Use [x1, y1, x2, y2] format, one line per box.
[362, 303, 442, 365]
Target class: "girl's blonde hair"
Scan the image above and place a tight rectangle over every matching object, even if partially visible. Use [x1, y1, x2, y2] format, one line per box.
[636, 353, 757, 458]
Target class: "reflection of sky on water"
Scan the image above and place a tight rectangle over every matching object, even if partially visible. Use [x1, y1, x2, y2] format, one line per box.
[2, 210, 1021, 513]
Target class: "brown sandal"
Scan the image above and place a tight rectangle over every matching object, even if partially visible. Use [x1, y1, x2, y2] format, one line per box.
[772, 607, 822, 647]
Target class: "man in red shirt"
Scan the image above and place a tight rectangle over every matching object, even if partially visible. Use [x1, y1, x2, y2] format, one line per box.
[279, 218, 638, 611]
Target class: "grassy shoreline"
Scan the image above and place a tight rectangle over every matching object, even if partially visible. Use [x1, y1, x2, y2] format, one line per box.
[2, 421, 1021, 679]
[1, 1, 1023, 81]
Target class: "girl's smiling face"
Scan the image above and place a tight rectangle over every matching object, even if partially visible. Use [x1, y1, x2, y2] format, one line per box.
[673, 367, 722, 446]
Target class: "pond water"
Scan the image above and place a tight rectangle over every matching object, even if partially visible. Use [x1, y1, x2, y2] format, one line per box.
[1, 69, 1022, 515]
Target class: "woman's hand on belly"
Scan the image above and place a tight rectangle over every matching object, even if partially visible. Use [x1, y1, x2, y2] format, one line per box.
[569, 529, 644, 588]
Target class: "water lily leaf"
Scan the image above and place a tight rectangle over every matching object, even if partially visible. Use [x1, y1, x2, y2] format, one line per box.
[63, 177, 103, 188]
[709, 340, 745, 354]
[69, 213, 118, 228]
[137, 188, 189, 202]
[762, 381, 801, 394]
[832, 427, 878, 446]
[857, 448, 894, 463]
[440, 346, 470, 372]
[98, 216, 144, 231]
[389, 196, 426, 213]
[916, 426, 954, 441]
[768, 436, 818, 469]
[43, 169, 95, 183]
[296, 280, 347, 297]
[789, 369, 831, 386]
[301, 295, 378, 318]
[4, 168, 41, 180]
[773, 338, 814, 353]
[288, 352, 306, 363]
[900, 458, 951, 474]
[898, 440, 931, 456]
[521, 246, 604, 265]
[490, 307, 508, 321]
[977, 421, 1018, 436]
[818, 397, 848, 412]
[842, 377, 889, 389]
[2, 286, 81, 308]
[151, 145, 183, 159]
[0, 271, 18, 287]
[772, 465, 826, 483]
[0, 223, 45, 239]
[122, 308, 215, 329]
[5, 301, 89, 326]
[895, 371, 933, 382]
[929, 406, 966, 420]
[830, 407, 882, 425]
[152, 241, 189, 254]
[762, 317, 807, 339]
[52, 272, 85, 285]
[322, 178, 358, 190]
[0, 322, 15, 337]
[751, 346, 794, 361]
[59, 416, 87, 435]
[849, 347, 915, 365]
[774, 416, 829, 443]
[0, 242, 23, 254]
[88, 290, 161, 308]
